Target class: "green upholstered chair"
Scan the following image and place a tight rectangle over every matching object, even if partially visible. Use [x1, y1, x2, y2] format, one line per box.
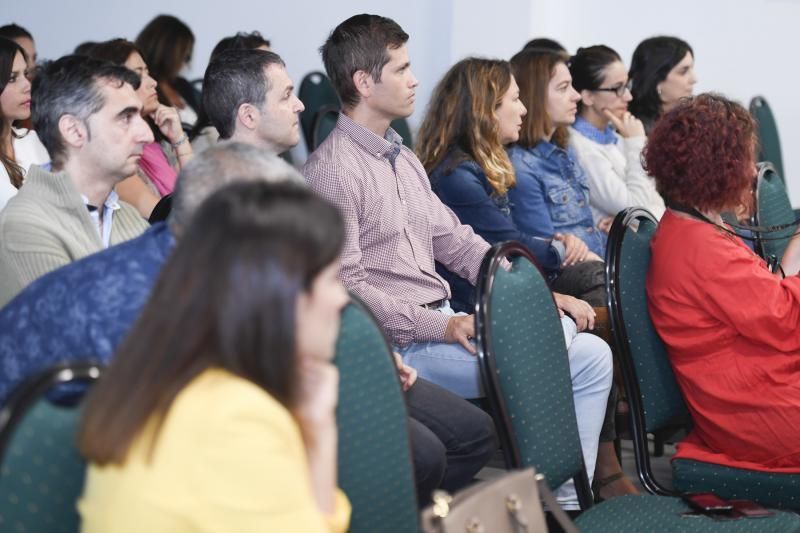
[606, 207, 800, 512]
[476, 241, 800, 531]
[311, 104, 340, 152]
[474, 242, 593, 509]
[754, 162, 796, 265]
[0, 362, 103, 533]
[334, 295, 419, 533]
[750, 96, 785, 182]
[605, 207, 689, 496]
[310, 105, 414, 153]
[298, 71, 340, 152]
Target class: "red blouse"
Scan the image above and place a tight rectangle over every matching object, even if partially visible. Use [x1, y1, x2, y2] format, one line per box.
[647, 210, 800, 472]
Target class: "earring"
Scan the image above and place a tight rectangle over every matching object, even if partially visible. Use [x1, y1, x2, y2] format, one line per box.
[657, 86, 663, 96]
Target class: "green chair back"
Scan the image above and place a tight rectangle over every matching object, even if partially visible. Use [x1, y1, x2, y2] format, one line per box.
[0, 363, 102, 533]
[755, 162, 795, 264]
[750, 96, 785, 181]
[606, 207, 688, 495]
[475, 242, 593, 509]
[299, 71, 340, 152]
[334, 296, 419, 533]
[390, 118, 414, 149]
[311, 105, 340, 152]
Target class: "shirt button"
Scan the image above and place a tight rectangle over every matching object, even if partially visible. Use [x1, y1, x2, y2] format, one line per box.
[587, 227, 594, 233]
[562, 195, 568, 202]
[578, 201, 585, 207]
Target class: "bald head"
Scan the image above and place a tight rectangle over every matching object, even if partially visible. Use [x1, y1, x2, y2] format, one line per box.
[169, 141, 304, 234]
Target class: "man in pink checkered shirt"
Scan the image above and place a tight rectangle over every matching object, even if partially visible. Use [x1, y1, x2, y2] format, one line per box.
[305, 15, 491, 400]
[305, 15, 618, 511]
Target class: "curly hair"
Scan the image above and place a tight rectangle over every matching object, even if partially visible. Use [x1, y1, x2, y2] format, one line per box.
[643, 93, 756, 212]
[416, 57, 515, 195]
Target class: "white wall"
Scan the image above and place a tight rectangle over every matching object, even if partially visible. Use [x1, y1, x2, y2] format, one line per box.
[6, 0, 800, 202]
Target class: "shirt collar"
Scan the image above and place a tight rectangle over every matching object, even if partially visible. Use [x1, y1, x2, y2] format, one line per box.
[335, 113, 404, 162]
[80, 189, 121, 213]
[572, 116, 618, 145]
[532, 139, 562, 159]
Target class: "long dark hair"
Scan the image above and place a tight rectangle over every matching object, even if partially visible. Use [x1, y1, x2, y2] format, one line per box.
[0, 38, 28, 188]
[78, 180, 345, 465]
[135, 14, 194, 106]
[628, 36, 693, 130]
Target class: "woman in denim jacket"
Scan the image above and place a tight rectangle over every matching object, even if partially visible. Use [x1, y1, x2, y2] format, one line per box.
[507, 48, 607, 262]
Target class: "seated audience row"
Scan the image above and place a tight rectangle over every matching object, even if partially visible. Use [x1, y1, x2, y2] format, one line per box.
[0, 43, 496, 514]
[0, 11, 720, 526]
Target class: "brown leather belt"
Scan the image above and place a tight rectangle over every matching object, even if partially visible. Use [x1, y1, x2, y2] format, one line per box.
[420, 299, 446, 310]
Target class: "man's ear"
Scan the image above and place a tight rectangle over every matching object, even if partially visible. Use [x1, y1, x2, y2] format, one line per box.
[58, 114, 88, 149]
[236, 102, 259, 131]
[352, 69, 373, 100]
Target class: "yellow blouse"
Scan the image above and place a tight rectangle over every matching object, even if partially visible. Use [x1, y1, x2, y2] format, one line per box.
[79, 368, 350, 532]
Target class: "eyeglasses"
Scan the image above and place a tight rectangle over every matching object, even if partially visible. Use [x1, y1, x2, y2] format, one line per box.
[594, 80, 632, 98]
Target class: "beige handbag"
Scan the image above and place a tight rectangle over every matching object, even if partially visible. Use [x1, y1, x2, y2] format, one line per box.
[420, 467, 578, 533]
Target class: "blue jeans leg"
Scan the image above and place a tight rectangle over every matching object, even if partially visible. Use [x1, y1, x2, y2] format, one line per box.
[554, 317, 613, 510]
[395, 341, 482, 399]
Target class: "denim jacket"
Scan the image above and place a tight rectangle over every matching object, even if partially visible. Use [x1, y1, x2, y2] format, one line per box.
[429, 157, 565, 311]
[507, 141, 607, 257]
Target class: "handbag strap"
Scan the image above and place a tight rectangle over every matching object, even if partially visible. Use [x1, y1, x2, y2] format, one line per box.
[536, 474, 578, 533]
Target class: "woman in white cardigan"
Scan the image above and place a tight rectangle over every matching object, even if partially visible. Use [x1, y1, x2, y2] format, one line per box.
[0, 38, 49, 210]
[568, 45, 664, 226]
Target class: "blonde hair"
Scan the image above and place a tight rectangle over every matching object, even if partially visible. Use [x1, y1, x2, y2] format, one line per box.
[417, 57, 516, 195]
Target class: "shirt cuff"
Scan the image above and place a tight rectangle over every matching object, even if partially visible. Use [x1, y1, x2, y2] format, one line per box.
[413, 308, 452, 343]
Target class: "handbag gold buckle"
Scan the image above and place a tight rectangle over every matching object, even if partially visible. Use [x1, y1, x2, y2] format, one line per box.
[431, 490, 453, 518]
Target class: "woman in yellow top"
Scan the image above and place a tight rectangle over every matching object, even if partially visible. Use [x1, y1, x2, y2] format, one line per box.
[77, 180, 351, 532]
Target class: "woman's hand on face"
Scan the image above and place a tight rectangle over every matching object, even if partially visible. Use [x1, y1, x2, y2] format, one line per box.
[294, 359, 339, 430]
[604, 109, 645, 139]
[150, 104, 184, 144]
[554, 232, 589, 266]
[553, 292, 596, 331]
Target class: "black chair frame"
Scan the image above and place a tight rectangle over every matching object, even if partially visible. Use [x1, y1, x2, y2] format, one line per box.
[605, 207, 690, 496]
[0, 361, 103, 459]
[474, 240, 594, 511]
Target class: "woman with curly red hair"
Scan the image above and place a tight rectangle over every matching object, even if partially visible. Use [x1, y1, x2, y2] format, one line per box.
[646, 93, 800, 471]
